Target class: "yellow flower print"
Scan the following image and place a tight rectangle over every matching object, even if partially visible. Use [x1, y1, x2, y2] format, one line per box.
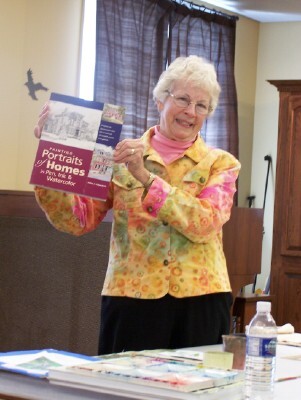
[200, 217, 209, 226]
[116, 279, 125, 288]
[171, 267, 182, 276]
[199, 276, 208, 286]
[171, 284, 180, 293]
[137, 225, 146, 234]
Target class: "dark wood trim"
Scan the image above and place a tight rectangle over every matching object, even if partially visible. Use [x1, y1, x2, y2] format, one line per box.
[0, 190, 114, 221]
[268, 79, 301, 92]
[0, 190, 44, 218]
[0, 394, 29, 400]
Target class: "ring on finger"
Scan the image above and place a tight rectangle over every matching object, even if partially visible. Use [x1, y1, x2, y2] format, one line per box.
[131, 148, 135, 155]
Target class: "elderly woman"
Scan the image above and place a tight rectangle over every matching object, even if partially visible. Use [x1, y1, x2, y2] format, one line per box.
[34, 55, 240, 355]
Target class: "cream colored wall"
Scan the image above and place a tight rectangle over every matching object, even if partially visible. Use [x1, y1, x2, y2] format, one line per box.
[0, 0, 83, 190]
[251, 22, 301, 291]
[235, 17, 259, 206]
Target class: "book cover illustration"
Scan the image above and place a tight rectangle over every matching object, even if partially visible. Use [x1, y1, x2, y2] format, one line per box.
[30, 93, 125, 201]
[0, 349, 97, 378]
[48, 351, 244, 393]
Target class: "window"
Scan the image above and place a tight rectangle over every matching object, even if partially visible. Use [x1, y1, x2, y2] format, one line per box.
[79, 0, 96, 100]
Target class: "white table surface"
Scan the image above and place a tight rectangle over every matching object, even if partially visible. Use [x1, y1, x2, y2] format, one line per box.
[273, 344, 301, 399]
[0, 344, 300, 400]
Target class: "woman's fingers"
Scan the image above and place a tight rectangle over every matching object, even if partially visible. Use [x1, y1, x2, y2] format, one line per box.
[114, 139, 144, 163]
[34, 104, 49, 138]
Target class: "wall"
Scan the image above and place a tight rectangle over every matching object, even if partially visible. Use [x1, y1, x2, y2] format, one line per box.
[251, 22, 301, 291]
[234, 16, 259, 207]
[0, 0, 83, 190]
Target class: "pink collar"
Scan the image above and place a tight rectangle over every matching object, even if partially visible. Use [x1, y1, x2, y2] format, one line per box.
[151, 126, 195, 164]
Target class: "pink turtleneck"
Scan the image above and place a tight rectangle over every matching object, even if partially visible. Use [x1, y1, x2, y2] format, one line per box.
[151, 126, 195, 164]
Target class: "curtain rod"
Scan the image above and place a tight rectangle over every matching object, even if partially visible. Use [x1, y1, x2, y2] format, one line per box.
[171, 0, 239, 21]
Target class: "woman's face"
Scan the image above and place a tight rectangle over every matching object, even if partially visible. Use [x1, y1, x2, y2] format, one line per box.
[157, 81, 210, 142]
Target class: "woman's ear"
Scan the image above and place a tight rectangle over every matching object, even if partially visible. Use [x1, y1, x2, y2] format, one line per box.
[156, 100, 164, 112]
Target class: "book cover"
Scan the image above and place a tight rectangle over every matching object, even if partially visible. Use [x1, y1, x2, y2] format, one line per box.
[48, 351, 244, 394]
[0, 349, 97, 378]
[30, 93, 125, 201]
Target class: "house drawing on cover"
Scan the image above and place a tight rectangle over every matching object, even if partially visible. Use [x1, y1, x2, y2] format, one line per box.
[44, 108, 95, 142]
[88, 145, 113, 182]
[41, 101, 102, 152]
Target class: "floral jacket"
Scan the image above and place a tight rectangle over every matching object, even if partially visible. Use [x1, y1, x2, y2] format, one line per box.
[35, 126, 241, 299]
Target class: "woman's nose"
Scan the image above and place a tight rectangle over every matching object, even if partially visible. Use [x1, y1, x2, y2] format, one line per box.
[185, 102, 197, 115]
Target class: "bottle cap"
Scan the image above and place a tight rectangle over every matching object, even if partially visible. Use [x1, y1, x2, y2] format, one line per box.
[256, 301, 271, 313]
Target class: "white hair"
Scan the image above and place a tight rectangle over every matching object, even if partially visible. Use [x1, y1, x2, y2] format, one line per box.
[153, 55, 221, 116]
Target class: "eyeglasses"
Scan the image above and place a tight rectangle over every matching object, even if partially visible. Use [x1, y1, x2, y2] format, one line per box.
[167, 91, 212, 115]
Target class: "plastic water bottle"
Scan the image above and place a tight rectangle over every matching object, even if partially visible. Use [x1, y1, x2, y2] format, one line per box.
[244, 301, 277, 400]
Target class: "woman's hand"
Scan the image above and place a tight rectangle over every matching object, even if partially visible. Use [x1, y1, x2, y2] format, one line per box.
[34, 103, 49, 138]
[114, 138, 150, 185]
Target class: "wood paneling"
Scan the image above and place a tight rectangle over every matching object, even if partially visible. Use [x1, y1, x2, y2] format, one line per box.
[223, 207, 264, 298]
[0, 190, 44, 217]
[0, 190, 111, 355]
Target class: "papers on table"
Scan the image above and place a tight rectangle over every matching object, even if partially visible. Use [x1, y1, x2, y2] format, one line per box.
[277, 323, 295, 334]
[0, 349, 97, 378]
[277, 333, 301, 347]
[48, 350, 245, 394]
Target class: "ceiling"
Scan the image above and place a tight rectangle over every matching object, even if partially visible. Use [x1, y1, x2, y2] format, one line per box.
[196, 0, 301, 23]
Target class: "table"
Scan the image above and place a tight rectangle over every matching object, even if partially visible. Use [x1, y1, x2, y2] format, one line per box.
[0, 344, 300, 400]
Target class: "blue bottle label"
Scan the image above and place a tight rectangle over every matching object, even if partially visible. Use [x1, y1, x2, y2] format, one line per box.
[247, 336, 277, 357]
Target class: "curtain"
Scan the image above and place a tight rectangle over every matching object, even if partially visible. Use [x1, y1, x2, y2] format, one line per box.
[94, 0, 170, 140]
[167, 3, 238, 157]
[94, 0, 238, 158]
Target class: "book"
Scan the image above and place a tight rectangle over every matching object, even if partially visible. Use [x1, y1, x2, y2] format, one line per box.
[0, 369, 244, 400]
[0, 349, 97, 379]
[48, 350, 244, 394]
[30, 93, 125, 201]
